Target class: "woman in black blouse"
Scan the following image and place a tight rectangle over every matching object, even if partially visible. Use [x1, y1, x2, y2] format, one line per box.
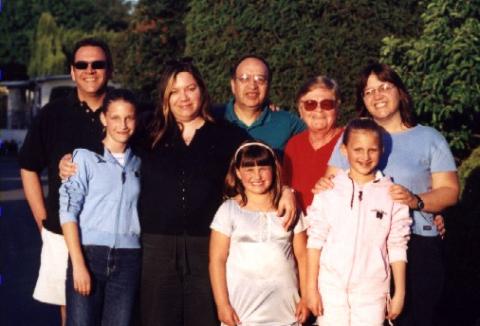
[138, 60, 249, 326]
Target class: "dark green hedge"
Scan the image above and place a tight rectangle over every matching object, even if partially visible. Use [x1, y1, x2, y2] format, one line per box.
[115, 0, 188, 100]
[184, 0, 425, 121]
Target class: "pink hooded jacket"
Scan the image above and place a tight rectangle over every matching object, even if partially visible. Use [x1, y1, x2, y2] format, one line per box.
[306, 170, 411, 292]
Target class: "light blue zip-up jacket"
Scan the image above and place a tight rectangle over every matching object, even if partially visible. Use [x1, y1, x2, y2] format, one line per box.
[59, 147, 141, 248]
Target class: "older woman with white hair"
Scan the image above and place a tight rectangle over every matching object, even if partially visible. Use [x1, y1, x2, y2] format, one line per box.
[283, 76, 343, 214]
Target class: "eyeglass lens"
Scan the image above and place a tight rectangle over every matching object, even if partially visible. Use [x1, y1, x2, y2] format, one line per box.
[363, 84, 392, 98]
[303, 99, 336, 111]
[236, 74, 267, 85]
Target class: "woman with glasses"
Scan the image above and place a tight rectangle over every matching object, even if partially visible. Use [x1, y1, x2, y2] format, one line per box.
[320, 61, 459, 325]
[283, 76, 343, 214]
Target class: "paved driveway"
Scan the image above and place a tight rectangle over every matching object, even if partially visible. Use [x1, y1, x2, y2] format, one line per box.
[0, 156, 59, 325]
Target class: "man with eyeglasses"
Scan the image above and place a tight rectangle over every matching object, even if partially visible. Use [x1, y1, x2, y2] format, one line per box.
[215, 55, 305, 155]
[18, 38, 111, 324]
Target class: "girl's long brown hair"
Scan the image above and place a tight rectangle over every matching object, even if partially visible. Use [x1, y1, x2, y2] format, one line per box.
[224, 141, 283, 208]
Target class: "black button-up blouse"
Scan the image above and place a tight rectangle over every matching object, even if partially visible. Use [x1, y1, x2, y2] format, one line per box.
[139, 120, 249, 236]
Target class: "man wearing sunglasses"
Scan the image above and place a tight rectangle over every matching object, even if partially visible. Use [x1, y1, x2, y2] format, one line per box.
[214, 54, 305, 155]
[19, 38, 112, 325]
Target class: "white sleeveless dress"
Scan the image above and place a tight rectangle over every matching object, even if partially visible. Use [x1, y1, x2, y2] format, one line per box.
[211, 199, 306, 326]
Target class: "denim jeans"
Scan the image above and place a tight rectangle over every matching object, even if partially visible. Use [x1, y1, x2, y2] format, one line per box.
[66, 245, 141, 326]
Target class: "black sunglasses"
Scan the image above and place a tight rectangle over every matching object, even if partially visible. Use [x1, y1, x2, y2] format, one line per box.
[73, 60, 107, 70]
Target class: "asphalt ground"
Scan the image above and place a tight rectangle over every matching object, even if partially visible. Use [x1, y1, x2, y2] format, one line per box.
[0, 155, 60, 325]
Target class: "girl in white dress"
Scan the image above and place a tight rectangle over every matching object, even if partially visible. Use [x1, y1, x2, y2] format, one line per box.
[209, 141, 309, 326]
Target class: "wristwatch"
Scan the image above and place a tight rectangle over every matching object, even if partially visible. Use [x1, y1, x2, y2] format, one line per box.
[414, 194, 425, 211]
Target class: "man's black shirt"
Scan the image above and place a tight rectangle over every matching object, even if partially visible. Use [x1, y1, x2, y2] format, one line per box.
[19, 92, 104, 234]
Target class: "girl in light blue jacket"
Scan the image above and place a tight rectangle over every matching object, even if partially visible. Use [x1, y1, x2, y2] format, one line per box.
[59, 89, 141, 326]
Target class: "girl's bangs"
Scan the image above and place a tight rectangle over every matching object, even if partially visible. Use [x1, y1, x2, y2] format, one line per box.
[237, 147, 274, 168]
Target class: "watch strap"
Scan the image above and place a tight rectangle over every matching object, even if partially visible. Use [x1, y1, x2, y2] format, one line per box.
[414, 194, 424, 210]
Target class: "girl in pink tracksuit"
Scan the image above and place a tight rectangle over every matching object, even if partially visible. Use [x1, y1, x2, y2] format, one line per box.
[306, 118, 411, 326]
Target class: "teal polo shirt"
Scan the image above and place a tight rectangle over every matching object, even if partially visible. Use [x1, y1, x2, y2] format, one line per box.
[223, 98, 306, 155]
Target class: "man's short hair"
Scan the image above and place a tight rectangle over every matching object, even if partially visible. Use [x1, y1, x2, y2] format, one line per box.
[230, 54, 272, 84]
[70, 38, 113, 72]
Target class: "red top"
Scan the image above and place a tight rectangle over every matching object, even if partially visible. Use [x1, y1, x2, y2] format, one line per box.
[283, 129, 343, 214]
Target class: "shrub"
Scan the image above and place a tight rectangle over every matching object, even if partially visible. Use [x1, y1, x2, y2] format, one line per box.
[184, 0, 424, 122]
[381, 0, 480, 157]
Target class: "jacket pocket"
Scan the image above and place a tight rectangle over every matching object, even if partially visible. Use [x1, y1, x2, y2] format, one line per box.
[364, 247, 389, 281]
[321, 242, 350, 277]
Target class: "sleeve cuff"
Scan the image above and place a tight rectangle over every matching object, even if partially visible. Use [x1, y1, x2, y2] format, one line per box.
[59, 212, 78, 225]
[210, 223, 231, 237]
[389, 249, 407, 263]
[307, 238, 325, 250]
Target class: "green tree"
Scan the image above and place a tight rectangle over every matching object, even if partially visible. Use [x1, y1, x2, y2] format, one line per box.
[458, 145, 480, 193]
[28, 12, 66, 77]
[184, 0, 425, 119]
[43, 0, 132, 32]
[0, 0, 41, 79]
[381, 0, 480, 156]
[114, 0, 187, 97]
[0, 0, 131, 80]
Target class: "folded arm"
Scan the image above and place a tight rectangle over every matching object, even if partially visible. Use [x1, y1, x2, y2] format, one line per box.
[389, 171, 459, 213]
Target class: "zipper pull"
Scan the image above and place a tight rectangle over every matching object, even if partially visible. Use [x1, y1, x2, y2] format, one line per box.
[122, 171, 126, 184]
[358, 190, 363, 202]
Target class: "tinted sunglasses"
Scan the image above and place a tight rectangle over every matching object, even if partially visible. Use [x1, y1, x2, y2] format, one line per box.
[302, 99, 336, 111]
[73, 60, 107, 70]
